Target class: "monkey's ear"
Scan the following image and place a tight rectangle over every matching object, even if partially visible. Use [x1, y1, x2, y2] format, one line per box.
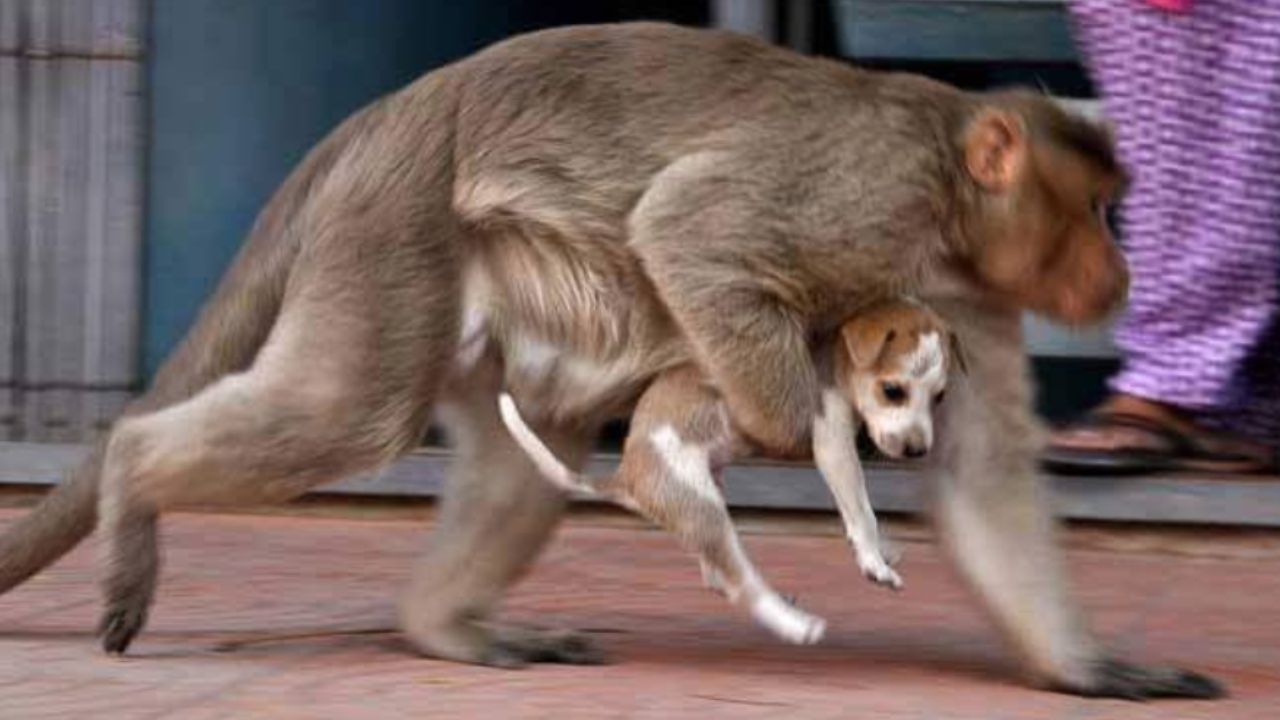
[841, 321, 892, 370]
[948, 332, 970, 376]
[964, 109, 1027, 191]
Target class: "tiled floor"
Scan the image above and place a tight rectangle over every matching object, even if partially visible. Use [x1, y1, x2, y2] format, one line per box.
[0, 507, 1276, 719]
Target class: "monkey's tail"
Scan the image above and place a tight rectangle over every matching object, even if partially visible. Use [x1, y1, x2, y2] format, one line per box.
[0, 98, 391, 596]
[497, 394, 613, 498]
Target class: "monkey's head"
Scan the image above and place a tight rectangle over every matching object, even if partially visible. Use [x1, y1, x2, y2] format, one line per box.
[957, 93, 1129, 327]
[837, 300, 958, 460]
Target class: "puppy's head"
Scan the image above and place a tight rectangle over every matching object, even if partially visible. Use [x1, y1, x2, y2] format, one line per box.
[837, 300, 958, 459]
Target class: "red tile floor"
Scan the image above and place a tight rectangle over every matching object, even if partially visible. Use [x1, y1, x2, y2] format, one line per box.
[0, 503, 1277, 719]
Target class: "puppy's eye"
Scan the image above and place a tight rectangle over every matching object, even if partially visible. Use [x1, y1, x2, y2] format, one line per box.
[880, 382, 908, 404]
[933, 390, 946, 406]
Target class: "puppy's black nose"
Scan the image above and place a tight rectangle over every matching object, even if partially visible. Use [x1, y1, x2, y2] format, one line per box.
[904, 445, 926, 459]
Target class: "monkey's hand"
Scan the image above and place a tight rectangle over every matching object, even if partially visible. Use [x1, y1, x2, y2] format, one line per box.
[653, 283, 817, 455]
[1058, 658, 1225, 700]
[704, 295, 817, 455]
[665, 284, 818, 455]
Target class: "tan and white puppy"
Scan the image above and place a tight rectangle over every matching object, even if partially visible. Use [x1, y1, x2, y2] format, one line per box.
[499, 299, 958, 645]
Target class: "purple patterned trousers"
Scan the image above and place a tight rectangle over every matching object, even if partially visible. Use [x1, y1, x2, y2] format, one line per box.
[1068, 0, 1280, 445]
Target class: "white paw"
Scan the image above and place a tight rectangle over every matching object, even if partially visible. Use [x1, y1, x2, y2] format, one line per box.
[848, 533, 904, 590]
[751, 593, 827, 645]
[858, 550, 903, 590]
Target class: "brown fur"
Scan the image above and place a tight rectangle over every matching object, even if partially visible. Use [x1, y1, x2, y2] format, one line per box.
[0, 23, 1216, 698]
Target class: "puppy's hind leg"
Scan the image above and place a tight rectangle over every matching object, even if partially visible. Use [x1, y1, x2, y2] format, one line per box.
[630, 427, 826, 645]
[500, 389, 822, 645]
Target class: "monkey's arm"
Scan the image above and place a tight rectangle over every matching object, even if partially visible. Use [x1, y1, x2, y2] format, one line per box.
[641, 269, 819, 454]
[690, 287, 818, 454]
[925, 301, 1223, 699]
[630, 153, 820, 455]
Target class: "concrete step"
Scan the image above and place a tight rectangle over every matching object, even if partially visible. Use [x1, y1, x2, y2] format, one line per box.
[3, 441, 1278, 528]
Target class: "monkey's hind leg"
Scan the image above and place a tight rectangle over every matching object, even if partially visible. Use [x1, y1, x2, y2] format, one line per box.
[97, 340, 454, 654]
[96, 484, 158, 654]
[96, 211, 462, 655]
[401, 372, 605, 669]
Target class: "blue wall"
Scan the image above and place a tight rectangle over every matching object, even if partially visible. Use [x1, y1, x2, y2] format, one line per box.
[144, 0, 705, 378]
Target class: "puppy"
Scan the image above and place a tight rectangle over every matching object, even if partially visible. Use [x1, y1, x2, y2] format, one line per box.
[499, 299, 958, 645]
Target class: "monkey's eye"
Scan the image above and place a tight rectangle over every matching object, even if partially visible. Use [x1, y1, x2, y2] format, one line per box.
[933, 390, 946, 406]
[881, 382, 908, 405]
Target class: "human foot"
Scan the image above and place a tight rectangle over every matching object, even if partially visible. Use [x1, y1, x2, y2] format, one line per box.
[1043, 395, 1275, 475]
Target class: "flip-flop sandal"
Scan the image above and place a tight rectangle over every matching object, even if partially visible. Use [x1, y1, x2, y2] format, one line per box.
[1041, 411, 1275, 477]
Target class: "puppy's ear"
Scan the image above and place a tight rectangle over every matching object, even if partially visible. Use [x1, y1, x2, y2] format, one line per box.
[947, 332, 970, 376]
[841, 319, 892, 370]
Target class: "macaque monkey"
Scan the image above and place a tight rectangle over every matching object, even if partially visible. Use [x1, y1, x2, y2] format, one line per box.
[0, 23, 1220, 699]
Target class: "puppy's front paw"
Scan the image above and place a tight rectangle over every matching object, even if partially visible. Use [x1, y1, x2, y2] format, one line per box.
[858, 551, 903, 591]
[847, 535, 904, 590]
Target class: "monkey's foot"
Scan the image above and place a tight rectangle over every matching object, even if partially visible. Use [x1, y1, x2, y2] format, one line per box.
[405, 619, 607, 669]
[1060, 658, 1226, 700]
[97, 600, 148, 656]
[750, 593, 826, 645]
[489, 625, 610, 666]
